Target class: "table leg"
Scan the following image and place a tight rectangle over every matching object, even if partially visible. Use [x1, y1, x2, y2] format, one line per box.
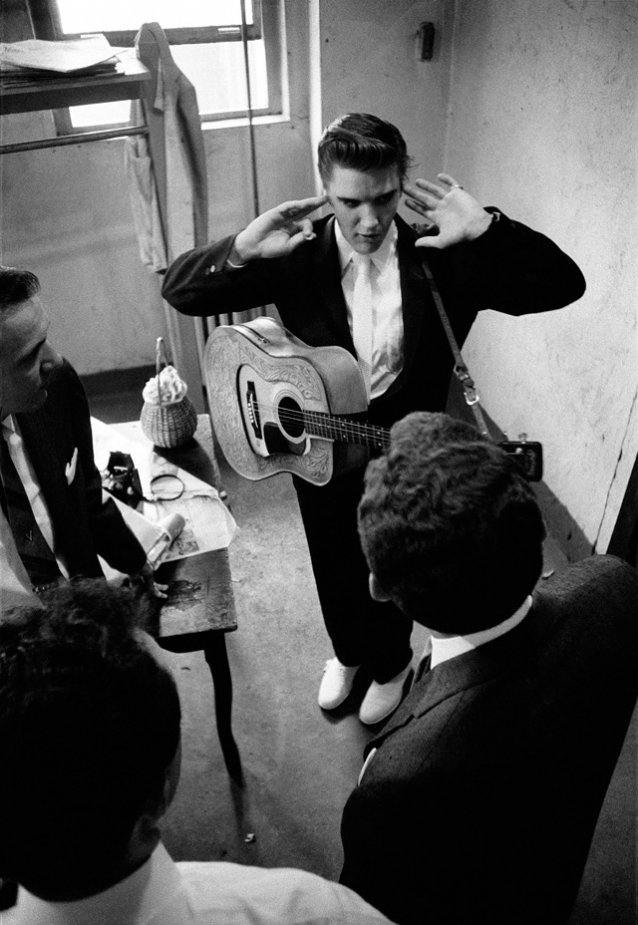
[203, 635, 243, 785]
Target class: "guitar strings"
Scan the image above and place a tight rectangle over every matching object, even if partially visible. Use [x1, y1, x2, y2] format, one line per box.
[245, 397, 390, 446]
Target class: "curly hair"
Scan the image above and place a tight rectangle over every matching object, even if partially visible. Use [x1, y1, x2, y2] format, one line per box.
[358, 412, 546, 634]
[317, 113, 411, 183]
[0, 580, 181, 894]
[0, 266, 40, 313]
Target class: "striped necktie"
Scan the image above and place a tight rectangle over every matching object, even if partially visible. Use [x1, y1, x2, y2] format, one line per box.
[0, 428, 62, 589]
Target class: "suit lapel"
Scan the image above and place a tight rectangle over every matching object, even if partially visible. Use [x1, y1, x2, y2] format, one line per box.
[396, 216, 430, 374]
[16, 409, 66, 499]
[369, 603, 556, 751]
[16, 407, 76, 547]
[311, 216, 355, 352]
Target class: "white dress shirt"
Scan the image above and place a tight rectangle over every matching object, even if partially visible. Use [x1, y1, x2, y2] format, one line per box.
[335, 220, 404, 400]
[3, 841, 393, 924]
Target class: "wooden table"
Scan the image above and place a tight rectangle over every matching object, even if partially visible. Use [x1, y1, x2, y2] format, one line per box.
[114, 415, 243, 784]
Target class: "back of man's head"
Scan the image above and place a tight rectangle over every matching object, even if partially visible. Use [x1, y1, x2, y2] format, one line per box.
[358, 412, 546, 634]
[0, 580, 181, 898]
[317, 112, 410, 183]
[0, 266, 40, 314]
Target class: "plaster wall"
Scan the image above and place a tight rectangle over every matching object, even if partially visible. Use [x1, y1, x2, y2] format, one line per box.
[443, 0, 638, 551]
[316, 0, 454, 210]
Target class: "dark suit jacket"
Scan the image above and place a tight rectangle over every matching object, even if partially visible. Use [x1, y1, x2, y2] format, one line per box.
[15, 359, 146, 580]
[162, 211, 585, 426]
[339, 555, 638, 925]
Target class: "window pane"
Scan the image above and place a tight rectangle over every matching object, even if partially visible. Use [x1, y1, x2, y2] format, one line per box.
[67, 39, 268, 127]
[172, 40, 268, 115]
[56, 0, 254, 33]
[69, 100, 132, 128]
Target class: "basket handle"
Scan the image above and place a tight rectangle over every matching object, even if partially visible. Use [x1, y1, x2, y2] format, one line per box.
[154, 337, 173, 407]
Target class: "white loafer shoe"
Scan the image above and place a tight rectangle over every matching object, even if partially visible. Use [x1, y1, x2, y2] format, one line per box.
[318, 658, 360, 710]
[358, 664, 412, 725]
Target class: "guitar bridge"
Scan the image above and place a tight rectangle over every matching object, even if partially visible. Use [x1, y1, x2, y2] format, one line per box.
[245, 380, 262, 439]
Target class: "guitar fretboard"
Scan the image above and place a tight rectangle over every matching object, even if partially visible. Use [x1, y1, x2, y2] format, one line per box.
[301, 409, 390, 450]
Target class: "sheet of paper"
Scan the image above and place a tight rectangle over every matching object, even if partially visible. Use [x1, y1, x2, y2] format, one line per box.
[0, 36, 120, 74]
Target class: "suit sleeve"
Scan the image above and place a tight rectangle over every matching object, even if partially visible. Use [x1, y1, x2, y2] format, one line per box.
[66, 367, 147, 575]
[161, 234, 287, 317]
[428, 208, 586, 317]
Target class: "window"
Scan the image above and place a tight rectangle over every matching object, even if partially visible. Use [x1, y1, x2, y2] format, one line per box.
[27, 0, 284, 132]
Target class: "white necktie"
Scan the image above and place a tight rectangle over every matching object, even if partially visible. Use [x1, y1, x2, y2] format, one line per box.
[352, 253, 374, 398]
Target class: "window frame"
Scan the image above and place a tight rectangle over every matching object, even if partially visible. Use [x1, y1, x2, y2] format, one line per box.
[26, 0, 284, 132]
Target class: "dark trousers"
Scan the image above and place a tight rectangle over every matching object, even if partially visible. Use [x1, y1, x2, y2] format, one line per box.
[294, 469, 413, 683]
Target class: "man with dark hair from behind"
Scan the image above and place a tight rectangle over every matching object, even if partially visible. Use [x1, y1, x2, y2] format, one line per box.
[162, 112, 586, 725]
[0, 580, 394, 924]
[339, 412, 638, 925]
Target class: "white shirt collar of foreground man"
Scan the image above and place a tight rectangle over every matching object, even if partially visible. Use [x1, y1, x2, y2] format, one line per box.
[7, 841, 393, 924]
[425, 594, 534, 669]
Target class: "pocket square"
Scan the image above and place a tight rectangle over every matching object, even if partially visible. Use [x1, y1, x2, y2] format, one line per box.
[65, 447, 78, 485]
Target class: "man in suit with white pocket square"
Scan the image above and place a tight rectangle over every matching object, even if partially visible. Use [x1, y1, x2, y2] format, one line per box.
[0, 266, 156, 611]
[339, 410, 638, 925]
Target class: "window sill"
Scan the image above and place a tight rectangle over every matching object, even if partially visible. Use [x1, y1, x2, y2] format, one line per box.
[201, 112, 289, 132]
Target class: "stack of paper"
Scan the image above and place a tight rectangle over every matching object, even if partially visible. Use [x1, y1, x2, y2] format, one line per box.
[0, 35, 123, 88]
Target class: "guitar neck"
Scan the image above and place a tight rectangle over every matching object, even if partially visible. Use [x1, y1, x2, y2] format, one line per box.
[302, 410, 390, 450]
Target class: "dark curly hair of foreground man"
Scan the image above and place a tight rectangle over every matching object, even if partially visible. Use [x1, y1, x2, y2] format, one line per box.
[339, 411, 638, 925]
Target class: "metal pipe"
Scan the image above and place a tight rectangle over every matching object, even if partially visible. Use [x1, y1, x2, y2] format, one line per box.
[0, 125, 148, 155]
[239, 0, 260, 217]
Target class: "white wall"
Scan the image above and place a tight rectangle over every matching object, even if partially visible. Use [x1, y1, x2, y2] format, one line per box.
[316, 0, 454, 211]
[444, 0, 637, 551]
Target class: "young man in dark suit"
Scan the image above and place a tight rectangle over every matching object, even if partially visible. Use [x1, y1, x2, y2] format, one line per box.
[162, 113, 586, 724]
[339, 411, 638, 925]
[0, 266, 160, 609]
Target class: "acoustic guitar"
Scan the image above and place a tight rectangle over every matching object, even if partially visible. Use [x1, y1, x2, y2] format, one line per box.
[203, 317, 543, 485]
[203, 316, 388, 485]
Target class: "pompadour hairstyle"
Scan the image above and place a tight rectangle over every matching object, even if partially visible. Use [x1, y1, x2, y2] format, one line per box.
[317, 112, 410, 183]
[358, 412, 546, 634]
[0, 580, 181, 894]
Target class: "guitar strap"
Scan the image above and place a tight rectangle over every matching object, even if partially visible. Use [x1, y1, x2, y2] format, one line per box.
[420, 258, 544, 482]
[421, 259, 491, 438]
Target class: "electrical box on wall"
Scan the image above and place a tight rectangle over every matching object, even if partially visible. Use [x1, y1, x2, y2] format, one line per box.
[417, 22, 435, 61]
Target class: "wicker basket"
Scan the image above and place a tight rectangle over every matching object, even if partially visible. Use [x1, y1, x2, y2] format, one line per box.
[140, 337, 198, 448]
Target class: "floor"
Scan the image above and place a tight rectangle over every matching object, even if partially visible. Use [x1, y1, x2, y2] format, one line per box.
[87, 376, 637, 924]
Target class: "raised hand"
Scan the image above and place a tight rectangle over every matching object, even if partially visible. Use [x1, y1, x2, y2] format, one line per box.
[232, 195, 328, 262]
[403, 173, 492, 250]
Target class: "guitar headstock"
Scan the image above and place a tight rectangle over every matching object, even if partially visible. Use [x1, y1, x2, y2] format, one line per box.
[499, 440, 543, 482]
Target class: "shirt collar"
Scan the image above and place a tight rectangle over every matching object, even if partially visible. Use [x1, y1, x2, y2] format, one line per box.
[13, 842, 185, 925]
[334, 219, 398, 276]
[424, 595, 533, 669]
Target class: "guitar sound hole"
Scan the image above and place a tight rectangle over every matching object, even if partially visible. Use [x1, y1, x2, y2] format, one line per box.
[277, 396, 305, 439]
